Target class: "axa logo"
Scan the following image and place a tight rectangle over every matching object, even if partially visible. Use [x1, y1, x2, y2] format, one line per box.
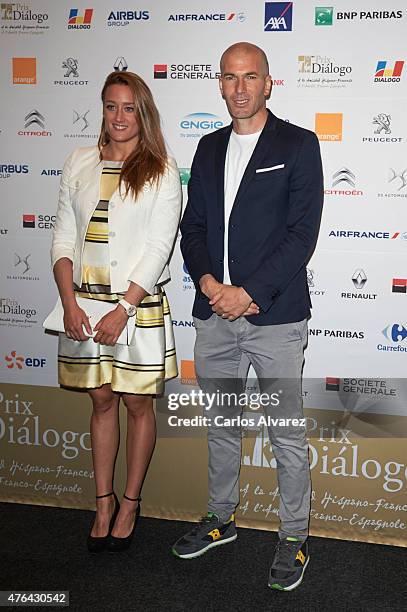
[4, 351, 46, 369]
[382, 324, 407, 343]
[264, 2, 293, 31]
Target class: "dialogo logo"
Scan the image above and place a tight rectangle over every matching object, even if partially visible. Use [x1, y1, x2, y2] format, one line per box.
[374, 60, 404, 83]
[180, 360, 196, 385]
[68, 8, 93, 29]
[12, 57, 36, 84]
[315, 113, 343, 142]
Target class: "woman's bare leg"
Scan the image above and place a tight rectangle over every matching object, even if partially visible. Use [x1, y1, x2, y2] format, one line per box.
[111, 394, 155, 537]
[88, 384, 120, 537]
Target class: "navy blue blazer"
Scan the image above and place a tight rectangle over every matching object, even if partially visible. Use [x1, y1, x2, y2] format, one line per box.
[180, 110, 324, 325]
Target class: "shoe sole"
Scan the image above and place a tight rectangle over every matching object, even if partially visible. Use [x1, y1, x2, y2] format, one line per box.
[268, 556, 310, 591]
[172, 533, 237, 559]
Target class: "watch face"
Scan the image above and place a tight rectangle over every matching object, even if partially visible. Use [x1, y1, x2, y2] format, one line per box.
[127, 305, 137, 316]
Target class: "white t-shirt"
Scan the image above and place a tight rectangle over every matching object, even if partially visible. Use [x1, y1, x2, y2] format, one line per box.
[223, 129, 262, 284]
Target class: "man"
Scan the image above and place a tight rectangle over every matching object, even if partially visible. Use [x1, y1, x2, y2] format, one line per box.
[172, 42, 323, 591]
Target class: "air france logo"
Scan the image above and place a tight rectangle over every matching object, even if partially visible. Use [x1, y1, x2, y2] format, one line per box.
[264, 2, 293, 31]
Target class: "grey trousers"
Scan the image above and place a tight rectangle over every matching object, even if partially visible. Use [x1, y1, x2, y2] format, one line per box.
[194, 314, 311, 540]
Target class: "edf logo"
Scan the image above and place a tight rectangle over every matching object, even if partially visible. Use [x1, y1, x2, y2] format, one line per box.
[264, 2, 293, 31]
[5, 350, 46, 370]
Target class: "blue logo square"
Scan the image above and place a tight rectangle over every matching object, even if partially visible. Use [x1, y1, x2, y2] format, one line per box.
[264, 2, 293, 31]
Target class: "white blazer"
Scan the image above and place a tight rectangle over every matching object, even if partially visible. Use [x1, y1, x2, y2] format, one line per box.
[51, 146, 182, 295]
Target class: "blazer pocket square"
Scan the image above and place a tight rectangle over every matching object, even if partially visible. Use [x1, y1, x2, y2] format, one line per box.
[256, 164, 285, 173]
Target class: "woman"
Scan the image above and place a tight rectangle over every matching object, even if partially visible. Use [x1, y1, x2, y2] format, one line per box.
[51, 71, 181, 553]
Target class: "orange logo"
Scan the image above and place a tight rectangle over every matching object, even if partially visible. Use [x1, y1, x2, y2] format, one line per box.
[315, 113, 342, 142]
[12, 57, 37, 85]
[180, 360, 196, 385]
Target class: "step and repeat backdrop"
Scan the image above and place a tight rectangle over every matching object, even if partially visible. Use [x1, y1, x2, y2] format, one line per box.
[0, 1, 406, 547]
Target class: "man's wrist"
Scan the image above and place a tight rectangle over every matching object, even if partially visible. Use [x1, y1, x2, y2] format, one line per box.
[199, 274, 218, 297]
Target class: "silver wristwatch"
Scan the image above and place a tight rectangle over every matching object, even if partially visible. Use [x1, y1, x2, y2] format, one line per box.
[118, 298, 137, 317]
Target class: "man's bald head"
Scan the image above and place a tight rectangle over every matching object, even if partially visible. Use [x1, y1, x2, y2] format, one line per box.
[220, 42, 269, 76]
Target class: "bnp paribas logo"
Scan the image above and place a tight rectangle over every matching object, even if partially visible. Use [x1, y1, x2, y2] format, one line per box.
[315, 6, 333, 25]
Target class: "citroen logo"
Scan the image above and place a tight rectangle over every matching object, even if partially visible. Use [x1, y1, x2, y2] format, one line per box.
[24, 110, 45, 130]
[332, 168, 356, 189]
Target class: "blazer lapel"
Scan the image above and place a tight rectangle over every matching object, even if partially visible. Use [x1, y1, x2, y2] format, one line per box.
[231, 110, 278, 211]
[215, 124, 232, 212]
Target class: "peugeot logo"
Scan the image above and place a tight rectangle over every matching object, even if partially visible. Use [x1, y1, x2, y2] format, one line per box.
[62, 58, 79, 78]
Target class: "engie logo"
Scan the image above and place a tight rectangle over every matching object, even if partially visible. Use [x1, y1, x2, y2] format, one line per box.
[374, 61, 404, 83]
[180, 113, 225, 138]
[264, 2, 293, 31]
[68, 8, 93, 29]
[4, 351, 46, 369]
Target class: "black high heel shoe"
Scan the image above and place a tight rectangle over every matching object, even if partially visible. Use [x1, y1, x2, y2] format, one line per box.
[106, 494, 141, 553]
[87, 491, 120, 553]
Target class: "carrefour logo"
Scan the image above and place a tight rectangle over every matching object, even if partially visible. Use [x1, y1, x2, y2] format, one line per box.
[378, 323, 407, 353]
[382, 324, 407, 343]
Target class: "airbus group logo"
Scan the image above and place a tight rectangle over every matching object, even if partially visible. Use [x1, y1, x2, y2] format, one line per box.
[179, 113, 225, 139]
[264, 2, 293, 31]
[107, 10, 149, 27]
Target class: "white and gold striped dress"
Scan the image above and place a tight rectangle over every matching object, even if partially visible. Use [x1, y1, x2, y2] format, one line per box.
[58, 162, 177, 395]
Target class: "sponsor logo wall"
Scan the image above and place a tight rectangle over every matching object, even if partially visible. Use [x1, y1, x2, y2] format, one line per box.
[1, 0, 406, 547]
